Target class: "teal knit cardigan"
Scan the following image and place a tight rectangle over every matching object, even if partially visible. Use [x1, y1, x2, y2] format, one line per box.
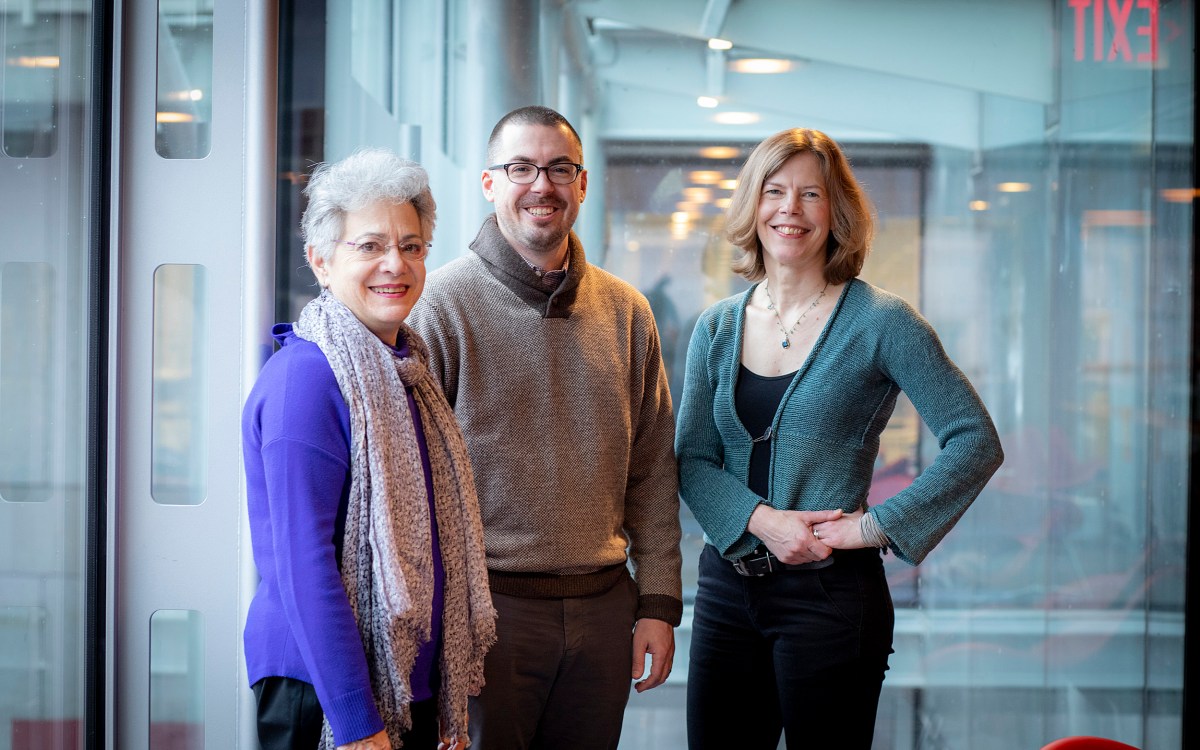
[676, 278, 1004, 565]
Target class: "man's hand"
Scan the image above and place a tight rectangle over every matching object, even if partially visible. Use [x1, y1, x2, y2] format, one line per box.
[631, 618, 675, 693]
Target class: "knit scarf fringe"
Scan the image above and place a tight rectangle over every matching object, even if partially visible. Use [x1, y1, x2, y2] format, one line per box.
[295, 291, 496, 748]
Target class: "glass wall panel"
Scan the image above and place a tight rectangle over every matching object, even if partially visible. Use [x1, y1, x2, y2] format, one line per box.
[0, 5, 96, 750]
[155, 0, 213, 159]
[276, 1, 1193, 747]
[152, 264, 208, 506]
[149, 610, 204, 750]
[1, 12, 60, 158]
[0, 263, 55, 503]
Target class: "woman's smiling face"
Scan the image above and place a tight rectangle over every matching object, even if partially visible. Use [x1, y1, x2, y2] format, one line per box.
[307, 200, 427, 345]
[756, 151, 831, 270]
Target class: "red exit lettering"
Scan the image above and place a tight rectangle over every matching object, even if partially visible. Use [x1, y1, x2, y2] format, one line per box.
[1069, 0, 1158, 63]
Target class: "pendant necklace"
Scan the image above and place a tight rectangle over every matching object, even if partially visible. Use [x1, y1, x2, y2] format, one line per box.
[763, 280, 829, 349]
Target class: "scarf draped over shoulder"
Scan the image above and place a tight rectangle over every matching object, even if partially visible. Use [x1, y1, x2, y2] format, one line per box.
[294, 290, 496, 748]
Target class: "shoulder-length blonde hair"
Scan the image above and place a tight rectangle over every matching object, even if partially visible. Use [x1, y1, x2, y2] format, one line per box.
[725, 128, 874, 283]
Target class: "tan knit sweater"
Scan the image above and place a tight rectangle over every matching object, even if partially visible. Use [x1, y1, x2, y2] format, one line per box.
[408, 215, 683, 625]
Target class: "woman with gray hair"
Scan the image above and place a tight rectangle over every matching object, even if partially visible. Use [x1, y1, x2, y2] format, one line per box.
[243, 149, 496, 749]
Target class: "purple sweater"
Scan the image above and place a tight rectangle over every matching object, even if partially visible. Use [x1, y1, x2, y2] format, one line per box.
[242, 324, 444, 745]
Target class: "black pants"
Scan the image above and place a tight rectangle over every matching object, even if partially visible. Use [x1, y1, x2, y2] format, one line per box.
[253, 676, 440, 749]
[686, 545, 894, 750]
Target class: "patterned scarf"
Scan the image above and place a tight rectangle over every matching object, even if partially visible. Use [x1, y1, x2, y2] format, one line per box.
[295, 291, 496, 748]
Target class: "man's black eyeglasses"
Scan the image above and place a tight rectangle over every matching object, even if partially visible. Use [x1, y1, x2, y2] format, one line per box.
[488, 162, 584, 185]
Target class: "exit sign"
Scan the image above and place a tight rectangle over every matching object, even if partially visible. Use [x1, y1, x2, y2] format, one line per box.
[1069, 0, 1159, 62]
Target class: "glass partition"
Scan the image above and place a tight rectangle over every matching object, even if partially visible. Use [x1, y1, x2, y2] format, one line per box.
[0, 4, 98, 749]
[1, 12, 60, 158]
[276, 1, 1193, 747]
[0, 262, 55, 503]
[152, 264, 209, 506]
[149, 610, 204, 750]
[155, 0, 213, 159]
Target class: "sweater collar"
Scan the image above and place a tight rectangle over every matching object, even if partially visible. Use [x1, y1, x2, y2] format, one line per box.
[469, 214, 587, 318]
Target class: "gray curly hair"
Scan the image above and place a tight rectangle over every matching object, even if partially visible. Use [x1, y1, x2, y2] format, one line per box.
[301, 148, 437, 262]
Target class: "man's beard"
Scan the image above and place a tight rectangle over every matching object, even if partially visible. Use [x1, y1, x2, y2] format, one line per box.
[511, 200, 573, 258]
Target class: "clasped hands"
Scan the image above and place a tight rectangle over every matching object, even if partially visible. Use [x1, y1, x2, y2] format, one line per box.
[747, 505, 868, 564]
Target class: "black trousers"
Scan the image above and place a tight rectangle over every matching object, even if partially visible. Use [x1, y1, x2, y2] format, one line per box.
[253, 676, 440, 749]
[686, 545, 894, 750]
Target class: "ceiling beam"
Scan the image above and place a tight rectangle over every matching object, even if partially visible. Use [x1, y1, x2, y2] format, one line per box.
[698, 0, 732, 39]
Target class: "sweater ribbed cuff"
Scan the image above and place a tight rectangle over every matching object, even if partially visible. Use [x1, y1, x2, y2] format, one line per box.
[636, 594, 683, 627]
[325, 686, 384, 746]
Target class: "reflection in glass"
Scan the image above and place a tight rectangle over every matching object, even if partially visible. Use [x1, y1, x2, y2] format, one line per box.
[155, 0, 213, 159]
[0, 4, 90, 748]
[1, 12, 60, 157]
[0, 263, 55, 502]
[149, 610, 204, 750]
[152, 265, 208, 505]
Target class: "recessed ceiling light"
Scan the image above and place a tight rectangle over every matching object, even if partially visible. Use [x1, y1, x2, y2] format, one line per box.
[697, 96, 719, 108]
[6, 55, 60, 68]
[713, 111, 760, 125]
[156, 111, 196, 123]
[996, 182, 1033, 193]
[699, 146, 740, 159]
[729, 58, 793, 74]
[708, 38, 733, 50]
[1160, 188, 1199, 202]
[689, 171, 724, 184]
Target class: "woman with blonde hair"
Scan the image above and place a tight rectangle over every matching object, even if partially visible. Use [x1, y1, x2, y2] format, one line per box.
[676, 128, 1003, 748]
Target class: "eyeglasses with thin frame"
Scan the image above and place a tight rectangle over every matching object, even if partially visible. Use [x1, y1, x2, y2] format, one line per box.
[487, 161, 584, 185]
[341, 239, 432, 261]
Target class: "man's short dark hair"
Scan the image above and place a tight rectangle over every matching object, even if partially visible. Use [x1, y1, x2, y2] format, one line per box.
[487, 106, 583, 164]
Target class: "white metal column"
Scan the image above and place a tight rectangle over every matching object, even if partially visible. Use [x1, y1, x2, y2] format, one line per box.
[111, 0, 275, 747]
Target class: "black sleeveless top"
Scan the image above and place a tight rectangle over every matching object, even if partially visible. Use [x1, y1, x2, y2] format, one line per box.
[734, 365, 797, 497]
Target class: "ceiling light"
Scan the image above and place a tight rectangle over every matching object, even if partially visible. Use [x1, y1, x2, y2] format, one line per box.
[699, 146, 740, 159]
[156, 111, 196, 123]
[6, 55, 60, 68]
[715, 198, 732, 209]
[683, 187, 713, 202]
[163, 89, 205, 102]
[708, 38, 733, 50]
[671, 211, 692, 224]
[969, 200, 990, 211]
[697, 96, 719, 108]
[996, 182, 1033, 193]
[718, 179, 738, 190]
[729, 58, 794, 74]
[1160, 188, 1199, 202]
[689, 170, 724, 184]
[713, 111, 760, 125]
